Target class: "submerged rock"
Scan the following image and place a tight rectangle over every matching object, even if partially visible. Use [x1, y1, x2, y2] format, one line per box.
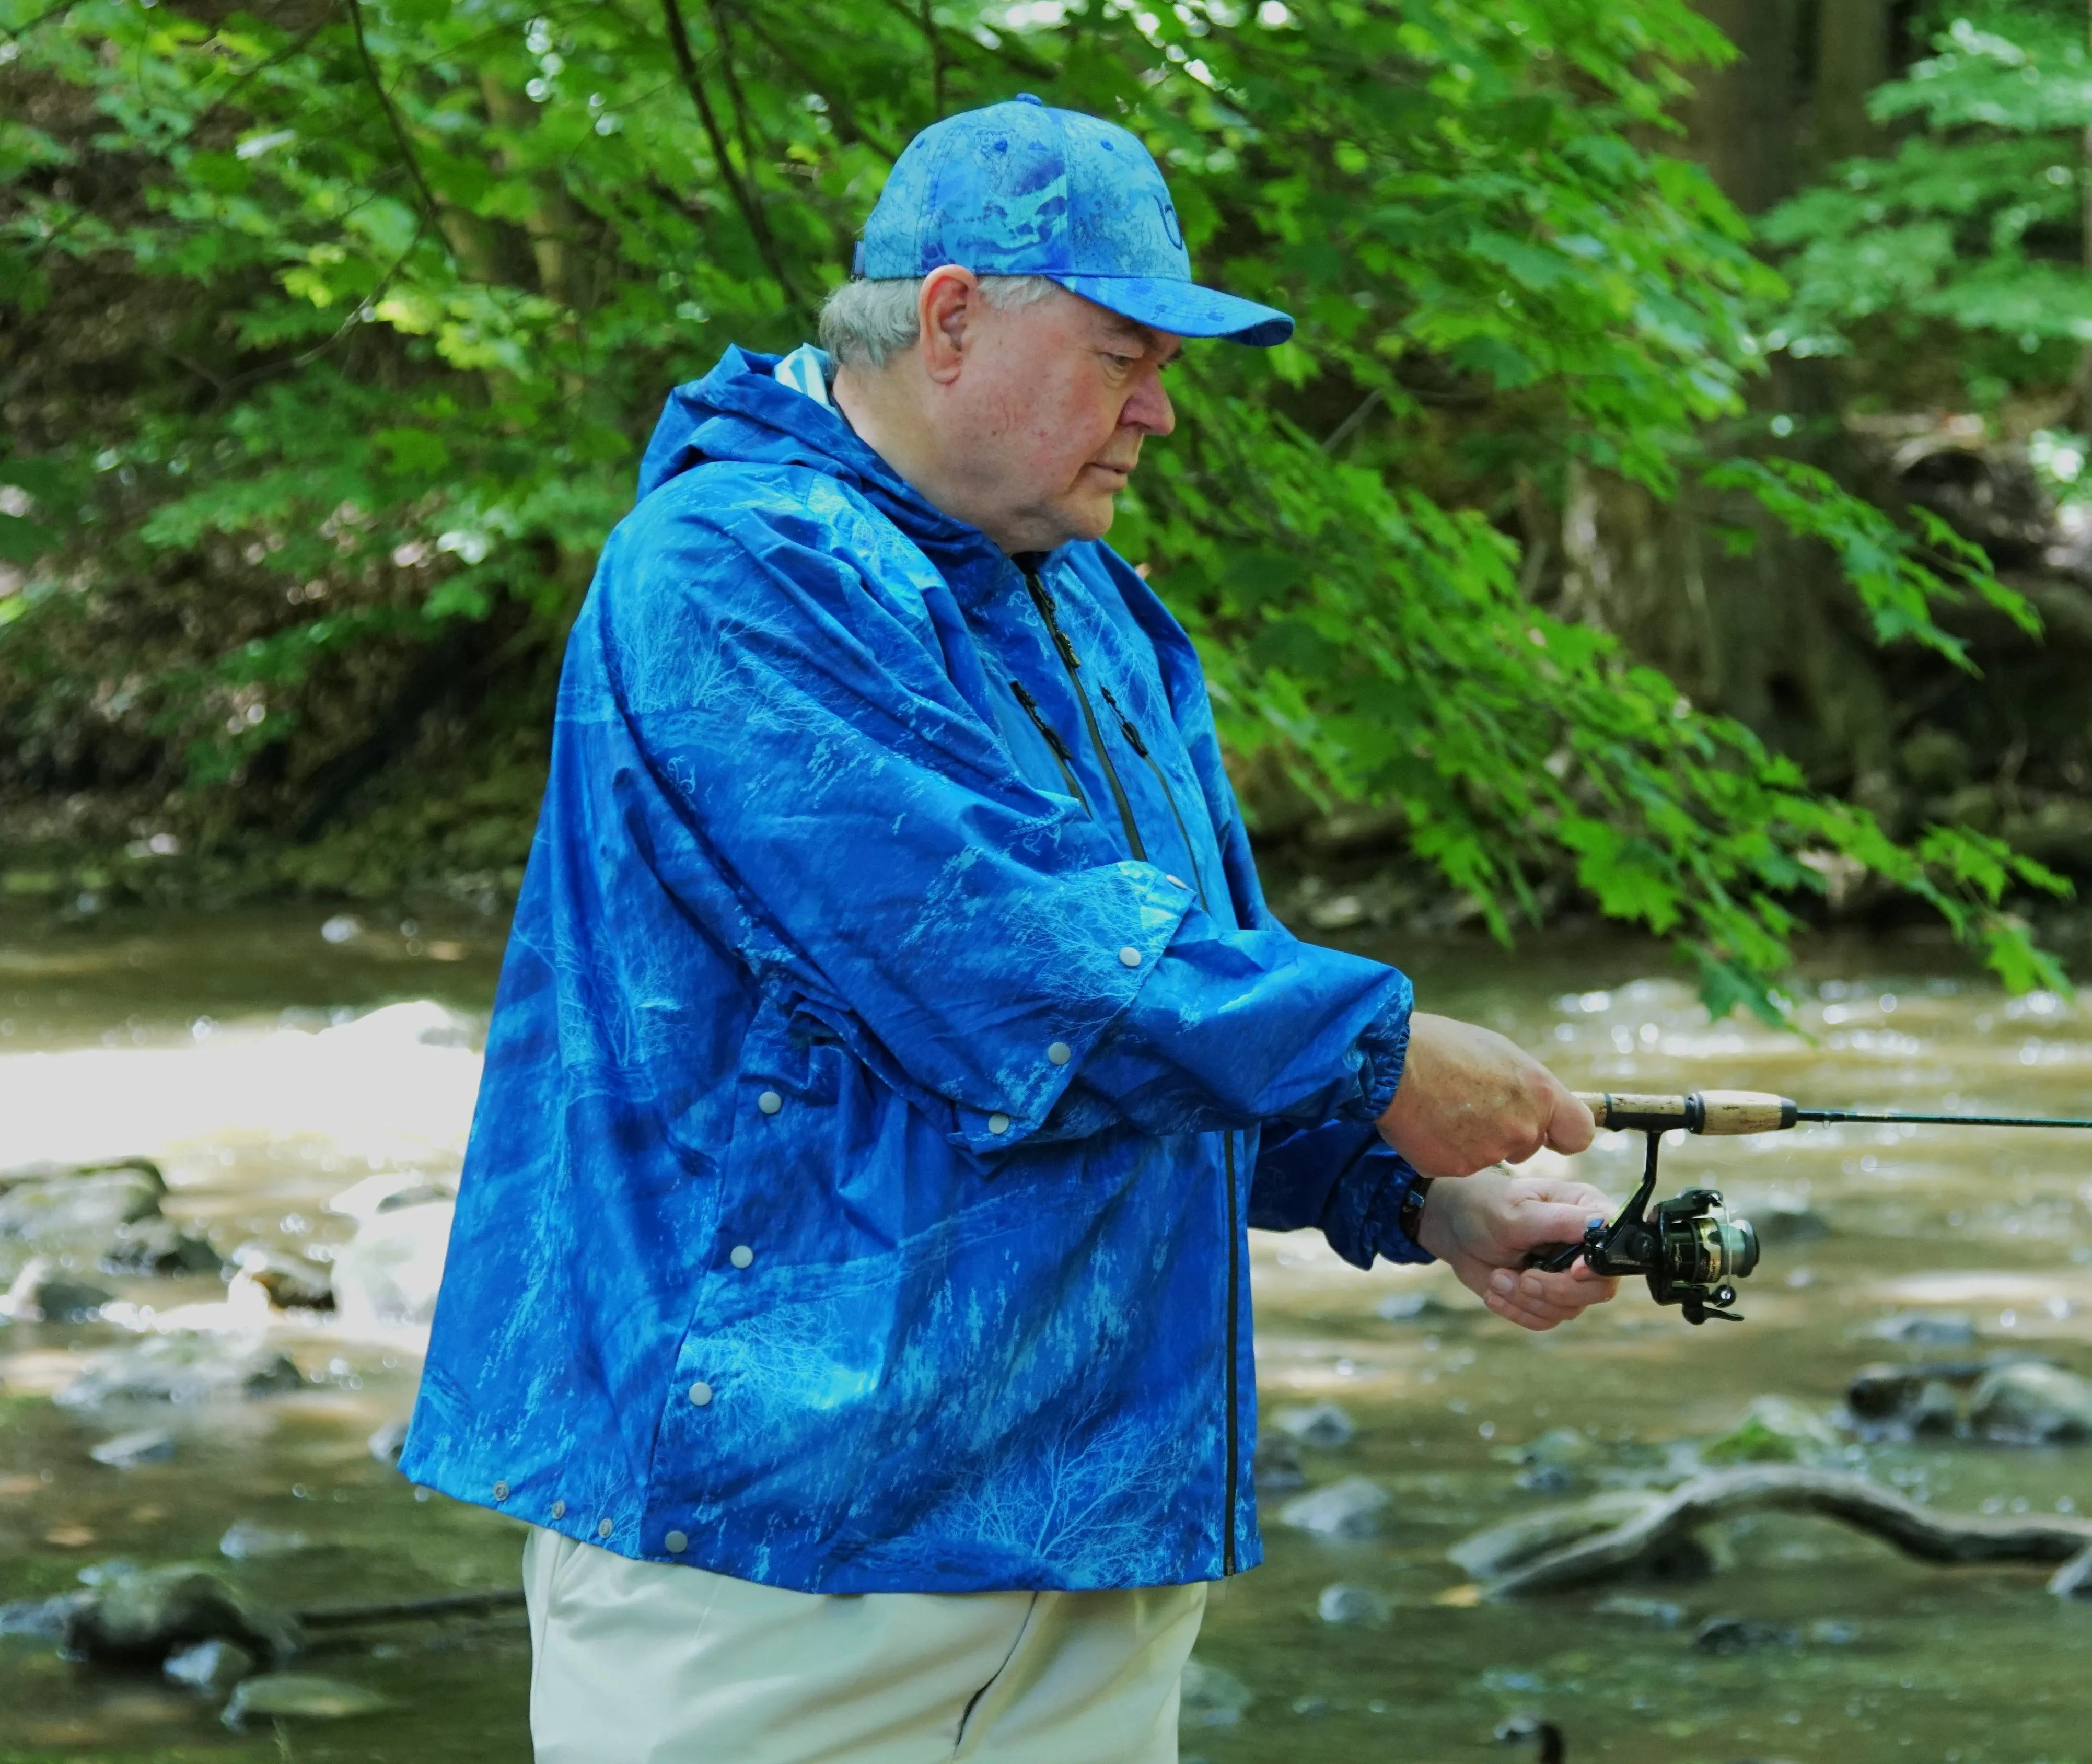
[165, 1637, 258, 1697]
[1969, 1362, 2092, 1443]
[1251, 1432, 1305, 1493]
[55, 1332, 305, 1409]
[1872, 1311, 1978, 1348]
[367, 1418, 410, 1468]
[1276, 1476, 1390, 1539]
[1845, 1365, 1961, 1434]
[0, 1168, 163, 1249]
[0, 1592, 87, 1639]
[330, 1198, 454, 1327]
[223, 1672, 388, 1728]
[63, 1563, 301, 1666]
[1699, 1396, 1844, 1467]
[88, 1428, 177, 1469]
[219, 1521, 311, 1560]
[1593, 1593, 1683, 1628]
[1316, 1583, 1389, 1625]
[1448, 1491, 1663, 1579]
[1500, 1428, 1599, 1493]
[1272, 1400, 1354, 1450]
[1693, 1614, 1799, 1654]
[1179, 1658, 1253, 1728]
[101, 1216, 220, 1278]
[230, 1242, 333, 1311]
[4, 1257, 113, 1322]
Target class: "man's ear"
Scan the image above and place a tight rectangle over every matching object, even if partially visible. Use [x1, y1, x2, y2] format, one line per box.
[916, 265, 980, 385]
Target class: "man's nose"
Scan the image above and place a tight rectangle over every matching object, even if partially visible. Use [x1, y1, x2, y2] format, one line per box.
[1122, 370, 1175, 438]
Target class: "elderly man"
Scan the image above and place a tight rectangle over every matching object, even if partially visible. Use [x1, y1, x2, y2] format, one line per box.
[404, 95, 1613, 1762]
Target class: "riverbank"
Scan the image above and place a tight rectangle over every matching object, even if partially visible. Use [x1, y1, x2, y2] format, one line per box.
[2, 908, 2090, 1761]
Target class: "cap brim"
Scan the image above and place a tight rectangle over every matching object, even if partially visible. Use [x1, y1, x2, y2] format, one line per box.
[1050, 274, 1294, 347]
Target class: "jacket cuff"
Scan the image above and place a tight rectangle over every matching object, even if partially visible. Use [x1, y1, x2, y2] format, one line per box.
[1338, 973, 1413, 1123]
[1362, 1154, 1436, 1266]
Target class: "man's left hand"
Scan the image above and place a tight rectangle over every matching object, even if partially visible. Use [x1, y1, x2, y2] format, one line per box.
[1413, 1167, 1619, 1332]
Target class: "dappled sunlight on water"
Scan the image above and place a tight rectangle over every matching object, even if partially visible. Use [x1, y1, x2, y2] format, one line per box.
[0, 912, 2088, 1761]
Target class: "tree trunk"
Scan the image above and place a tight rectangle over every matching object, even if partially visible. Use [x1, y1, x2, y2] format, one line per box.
[1814, 0, 1893, 166]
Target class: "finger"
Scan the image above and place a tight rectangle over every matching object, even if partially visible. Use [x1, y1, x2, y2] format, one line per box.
[1482, 1285, 1568, 1332]
[1485, 1267, 1601, 1324]
[1514, 1201, 1615, 1253]
[1542, 1084, 1596, 1155]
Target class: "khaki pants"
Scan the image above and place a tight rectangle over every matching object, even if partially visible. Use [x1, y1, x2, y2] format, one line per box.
[523, 1529, 1209, 1763]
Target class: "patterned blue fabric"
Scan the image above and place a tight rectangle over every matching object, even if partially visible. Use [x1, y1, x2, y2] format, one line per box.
[401, 345, 1425, 1594]
[854, 96, 1293, 345]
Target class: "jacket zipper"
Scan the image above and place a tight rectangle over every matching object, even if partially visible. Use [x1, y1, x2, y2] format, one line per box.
[1008, 681, 1091, 815]
[1223, 1131, 1240, 1575]
[1096, 684, 1211, 913]
[1021, 570, 1147, 862]
[1026, 567, 1237, 1573]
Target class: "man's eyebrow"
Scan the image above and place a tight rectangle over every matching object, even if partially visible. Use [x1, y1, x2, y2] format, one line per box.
[1099, 315, 1181, 363]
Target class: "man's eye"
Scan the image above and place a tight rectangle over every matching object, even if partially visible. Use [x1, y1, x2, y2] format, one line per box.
[1106, 353, 1138, 370]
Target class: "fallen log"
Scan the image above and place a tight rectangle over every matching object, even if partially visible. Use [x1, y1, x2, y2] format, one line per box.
[1482, 1466, 2092, 1599]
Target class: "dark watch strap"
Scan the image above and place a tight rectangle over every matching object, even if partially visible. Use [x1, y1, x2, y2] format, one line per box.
[1397, 1174, 1434, 1244]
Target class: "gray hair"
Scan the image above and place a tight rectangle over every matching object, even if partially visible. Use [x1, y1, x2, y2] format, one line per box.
[819, 274, 1059, 369]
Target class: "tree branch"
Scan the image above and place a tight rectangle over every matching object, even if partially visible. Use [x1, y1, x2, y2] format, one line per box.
[1477, 1466, 2092, 1599]
[660, 0, 802, 311]
[346, 0, 447, 242]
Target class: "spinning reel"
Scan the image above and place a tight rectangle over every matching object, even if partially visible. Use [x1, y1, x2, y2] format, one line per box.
[1531, 1125, 1760, 1324]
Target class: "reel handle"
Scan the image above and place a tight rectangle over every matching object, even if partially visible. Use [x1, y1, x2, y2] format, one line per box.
[1575, 1090, 1797, 1136]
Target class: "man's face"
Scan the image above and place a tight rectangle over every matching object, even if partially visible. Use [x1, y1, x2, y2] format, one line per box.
[932, 280, 1179, 554]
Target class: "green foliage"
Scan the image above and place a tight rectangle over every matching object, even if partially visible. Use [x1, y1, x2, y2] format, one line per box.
[0, 0, 2067, 1011]
[1761, 4, 2092, 392]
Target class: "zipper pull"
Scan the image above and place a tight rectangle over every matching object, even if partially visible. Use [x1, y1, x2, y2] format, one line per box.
[1024, 572, 1083, 671]
[1096, 686, 1149, 757]
[1009, 680, 1075, 763]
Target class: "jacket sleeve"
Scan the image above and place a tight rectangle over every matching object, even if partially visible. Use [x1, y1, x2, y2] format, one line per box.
[1247, 1118, 1437, 1269]
[593, 484, 1410, 1153]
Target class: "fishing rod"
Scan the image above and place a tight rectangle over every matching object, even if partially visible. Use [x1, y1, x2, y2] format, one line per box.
[1531, 1090, 2092, 1327]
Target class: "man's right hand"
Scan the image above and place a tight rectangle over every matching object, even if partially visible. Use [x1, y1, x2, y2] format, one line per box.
[1375, 1011, 1594, 1177]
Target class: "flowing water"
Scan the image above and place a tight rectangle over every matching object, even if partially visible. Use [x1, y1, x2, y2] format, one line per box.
[1, 907, 2088, 1763]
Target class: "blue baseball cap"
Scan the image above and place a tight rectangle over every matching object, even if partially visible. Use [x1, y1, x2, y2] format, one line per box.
[853, 95, 1293, 348]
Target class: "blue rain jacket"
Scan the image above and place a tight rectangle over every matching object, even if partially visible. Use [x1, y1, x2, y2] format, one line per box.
[402, 345, 1429, 1594]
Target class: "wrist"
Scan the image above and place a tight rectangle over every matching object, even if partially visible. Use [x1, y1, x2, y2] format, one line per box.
[1398, 1174, 1435, 1251]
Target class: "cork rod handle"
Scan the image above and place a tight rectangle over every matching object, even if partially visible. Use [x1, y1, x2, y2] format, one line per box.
[1575, 1090, 1799, 1136]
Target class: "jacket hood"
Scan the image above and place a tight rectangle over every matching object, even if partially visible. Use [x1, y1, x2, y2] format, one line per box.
[636, 345, 991, 560]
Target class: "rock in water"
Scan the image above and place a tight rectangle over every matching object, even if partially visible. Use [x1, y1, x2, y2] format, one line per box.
[1273, 1400, 1355, 1449]
[1872, 1311, 1978, 1348]
[223, 1673, 389, 1728]
[1699, 1395, 1845, 1466]
[1448, 1490, 1664, 1579]
[1276, 1476, 1390, 1539]
[3, 1257, 113, 1321]
[0, 1592, 87, 1639]
[1845, 1365, 1962, 1435]
[368, 1418, 410, 1467]
[0, 1168, 163, 1250]
[1179, 1659, 1253, 1728]
[329, 1198, 455, 1327]
[1594, 1593, 1683, 1629]
[230, 1241, 333, 1310]
[1969, 1362, 2092, 1443]
[1316, 1583, 1389, 1625]
[101, 1216, 220, 1276]
[63, 1564, 301, 1665]
[1692, 1614, 1799, 1654]
[219, 1521, 310, 1560]
[55, 1333, 305, 1409]
[89, 1428, 177, 1469]
[165, 1638, 258, 1696]
[1251, 1433, 1305, 1493]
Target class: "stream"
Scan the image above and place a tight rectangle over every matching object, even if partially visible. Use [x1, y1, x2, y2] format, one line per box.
[1, 906, 2088, 1762]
